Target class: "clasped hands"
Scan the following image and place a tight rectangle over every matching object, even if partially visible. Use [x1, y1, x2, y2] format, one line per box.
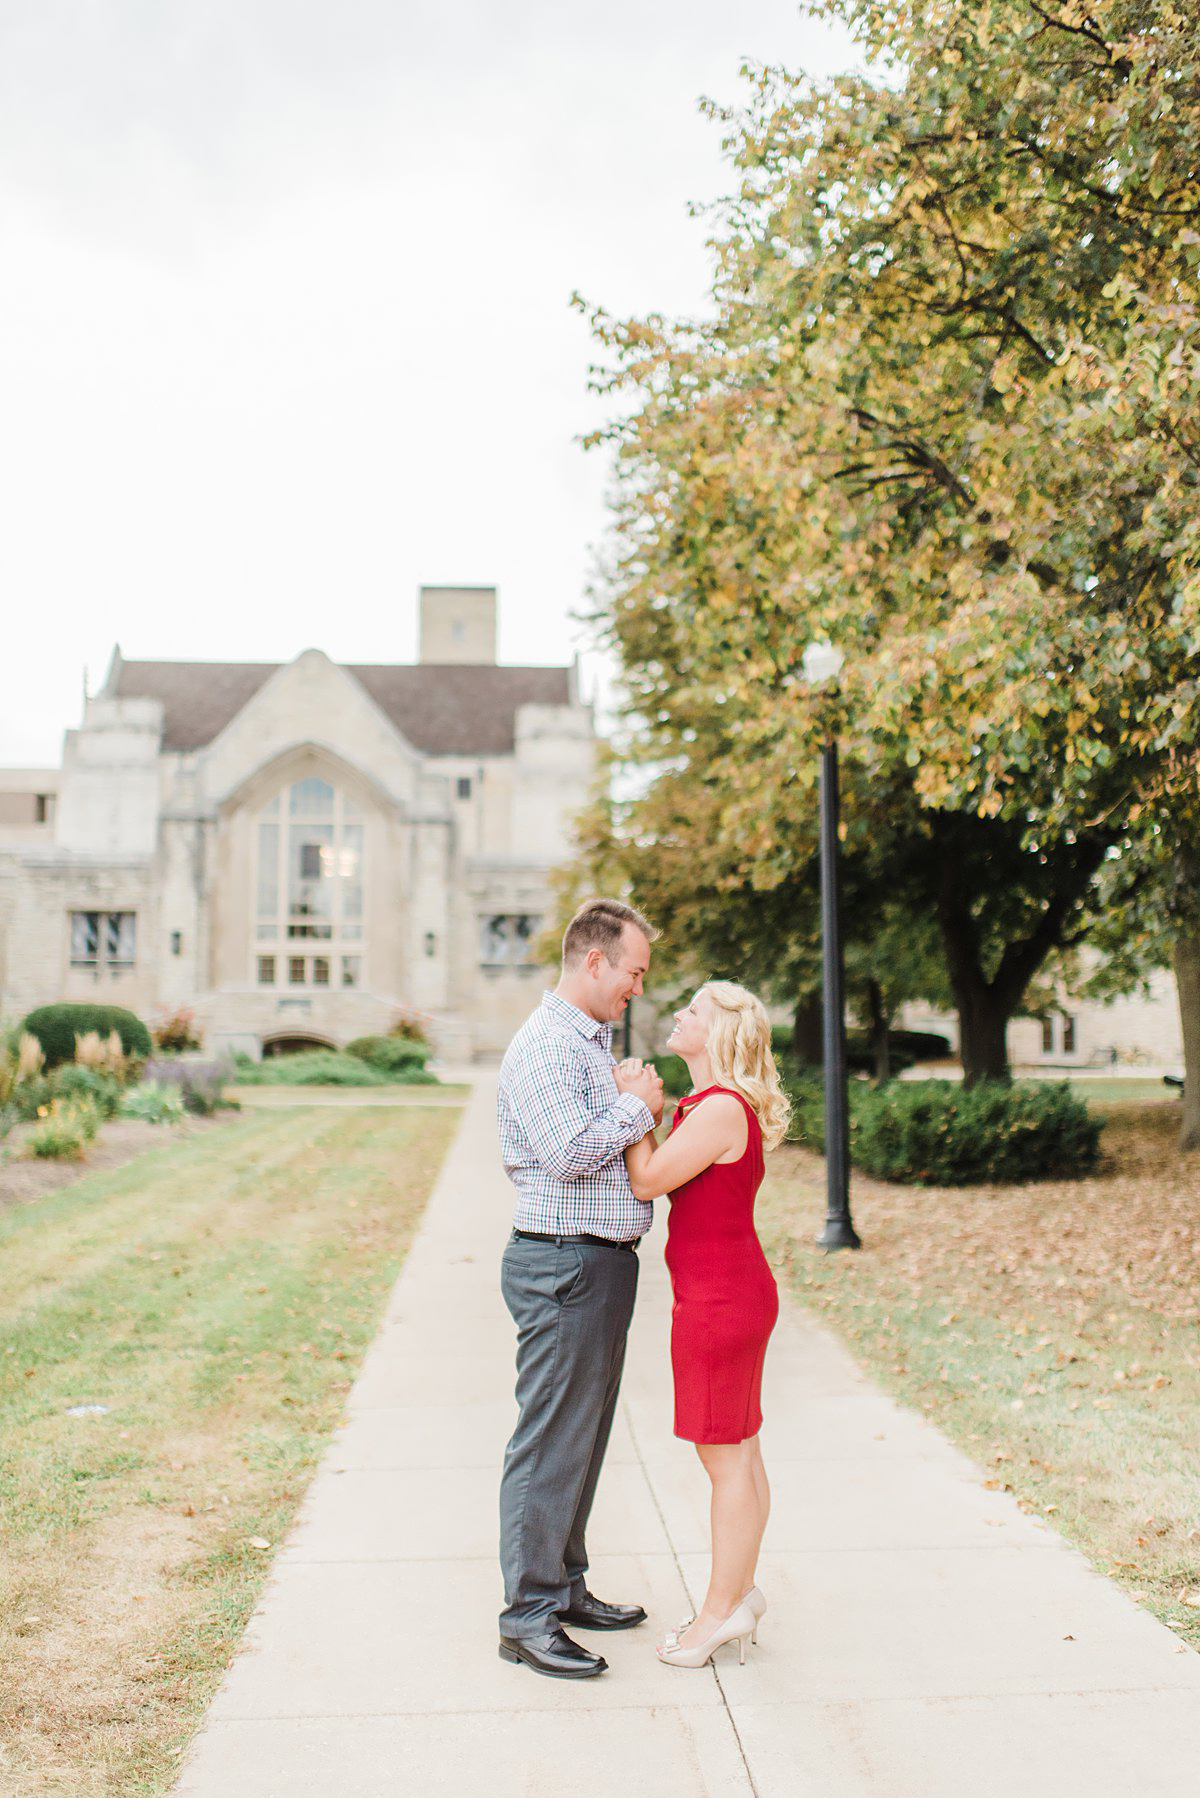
[614, 1056, 665, 1127]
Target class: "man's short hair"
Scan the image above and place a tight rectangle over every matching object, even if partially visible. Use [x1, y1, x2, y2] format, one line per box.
[562, 897, 658, 968]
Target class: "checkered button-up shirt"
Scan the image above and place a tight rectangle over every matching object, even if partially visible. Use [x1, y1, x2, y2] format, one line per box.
[497, 991, 655, 1240]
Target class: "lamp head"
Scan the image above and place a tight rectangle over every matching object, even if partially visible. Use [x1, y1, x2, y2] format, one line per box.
[801, 640, 846, 686]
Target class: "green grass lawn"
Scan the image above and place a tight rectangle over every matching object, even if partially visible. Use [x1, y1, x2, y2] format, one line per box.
[758, 1102, 1200, 1654]
[1064, 1077, 1180, 1108]
[0, 1101, 462, 1797]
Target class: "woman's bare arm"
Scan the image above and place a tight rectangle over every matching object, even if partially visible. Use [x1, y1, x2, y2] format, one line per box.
[621, 1093, 746, 1201]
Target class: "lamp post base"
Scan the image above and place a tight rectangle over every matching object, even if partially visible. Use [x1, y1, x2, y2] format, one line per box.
[817, 1215, 862, 1252]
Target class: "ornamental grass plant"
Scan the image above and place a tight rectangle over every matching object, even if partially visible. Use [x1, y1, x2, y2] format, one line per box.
[29, 1096, 104, 1159]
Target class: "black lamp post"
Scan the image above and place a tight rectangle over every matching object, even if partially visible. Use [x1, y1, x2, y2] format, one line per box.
[802, 641, 861, 1252]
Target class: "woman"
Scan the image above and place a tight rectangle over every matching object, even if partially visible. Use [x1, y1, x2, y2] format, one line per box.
[614, 980, 789, 1669]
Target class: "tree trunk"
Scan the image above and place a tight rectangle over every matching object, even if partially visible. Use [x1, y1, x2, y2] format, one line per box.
[936, 903, 1014, 1086]
[865, 977, 891, 1084]
[792, 994, 824, 1066]
[932, 818, 1109, 1090]
[955, 988, 1012, 1087]
[1173, 933, 1200, 1152]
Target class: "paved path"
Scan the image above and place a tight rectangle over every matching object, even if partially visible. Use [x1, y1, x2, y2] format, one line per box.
[174, 1079, 1200, 1797]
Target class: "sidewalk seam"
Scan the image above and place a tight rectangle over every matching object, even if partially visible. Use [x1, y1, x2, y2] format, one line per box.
[621, 1394, 763, 1798]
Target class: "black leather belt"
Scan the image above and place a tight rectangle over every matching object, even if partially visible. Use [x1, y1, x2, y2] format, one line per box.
[512, 1229, 641, 1253]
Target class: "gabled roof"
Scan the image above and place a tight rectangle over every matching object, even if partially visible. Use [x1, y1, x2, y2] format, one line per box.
[108, 658, 575, 755]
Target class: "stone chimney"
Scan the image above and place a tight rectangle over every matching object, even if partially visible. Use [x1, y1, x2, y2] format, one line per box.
[418, 586, 497, 665]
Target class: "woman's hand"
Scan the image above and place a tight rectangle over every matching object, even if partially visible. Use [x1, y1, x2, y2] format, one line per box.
[614, 1059, 664, 1124]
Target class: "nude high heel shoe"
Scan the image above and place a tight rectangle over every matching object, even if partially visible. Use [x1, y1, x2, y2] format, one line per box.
[657, 1601, 756, 1669]
[742, 1585, 766, 1645]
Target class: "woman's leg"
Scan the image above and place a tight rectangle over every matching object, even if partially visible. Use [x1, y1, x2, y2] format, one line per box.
[672, 1440, 760, 1650]
[744, 1434, 770, 1592]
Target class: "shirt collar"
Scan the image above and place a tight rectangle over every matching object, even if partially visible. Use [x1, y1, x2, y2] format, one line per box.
[542, 989, 611, 1044]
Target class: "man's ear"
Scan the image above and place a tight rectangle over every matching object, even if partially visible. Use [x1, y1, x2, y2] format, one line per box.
[584, 946, 606, 979]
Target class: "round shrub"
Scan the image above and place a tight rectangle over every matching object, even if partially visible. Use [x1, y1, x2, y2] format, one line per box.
[234, 1051, 390, 1087]
[22, 1004, 151, 1070]
[345, 1035, 427, 1072]
[852, 1079, 1101, 1185]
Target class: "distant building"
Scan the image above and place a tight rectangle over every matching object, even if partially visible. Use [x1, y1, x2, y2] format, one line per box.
[0, 588, 593, 1061]
[900, 970, 1183, 1076]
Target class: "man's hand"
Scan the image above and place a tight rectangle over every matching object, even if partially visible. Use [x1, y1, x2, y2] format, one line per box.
[614, 1060, 665, 1126]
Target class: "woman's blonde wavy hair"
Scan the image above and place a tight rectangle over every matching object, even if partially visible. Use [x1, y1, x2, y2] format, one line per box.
[701, 980, 791, 1151]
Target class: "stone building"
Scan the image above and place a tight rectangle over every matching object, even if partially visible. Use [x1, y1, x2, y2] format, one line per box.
[0, 588, 594, 1061]
[900, 971, 1183, 1077]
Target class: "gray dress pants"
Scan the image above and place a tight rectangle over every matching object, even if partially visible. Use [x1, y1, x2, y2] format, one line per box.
[498, 1232, 639, 1638]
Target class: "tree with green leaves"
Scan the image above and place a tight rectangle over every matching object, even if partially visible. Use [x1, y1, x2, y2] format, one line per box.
[575, 0, 1200, 1116]
[551, 748, 953, 1078]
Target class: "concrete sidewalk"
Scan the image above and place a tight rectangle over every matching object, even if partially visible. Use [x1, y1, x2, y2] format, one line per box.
[174, 1079, 1200, 1797]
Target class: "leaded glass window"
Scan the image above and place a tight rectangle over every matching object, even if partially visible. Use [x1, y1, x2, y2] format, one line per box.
[255, 780, 366, 987]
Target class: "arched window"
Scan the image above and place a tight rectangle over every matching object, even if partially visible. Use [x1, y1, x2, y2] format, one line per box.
[254, 778, 364, 989]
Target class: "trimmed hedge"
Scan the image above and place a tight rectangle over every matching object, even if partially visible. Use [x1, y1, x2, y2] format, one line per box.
[236, 1051, 389, 1087]
[234, 1050, 438, 1087]
[22, 1004, 151, 1069]
[782, 1072, 1100, 1185]
[345, 1035, 428, 1072]
[657, 1056, 692, 1100]
[775, 1025, 953, 1078]
[782, 1066, 829, 1150]
[854, 1080, 1100, 1185]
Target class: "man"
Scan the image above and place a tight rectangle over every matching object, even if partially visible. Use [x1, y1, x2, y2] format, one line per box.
[496, 896, 664, 1679]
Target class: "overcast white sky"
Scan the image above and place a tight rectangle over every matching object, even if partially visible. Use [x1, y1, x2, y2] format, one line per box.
[0, 1, 853, 766]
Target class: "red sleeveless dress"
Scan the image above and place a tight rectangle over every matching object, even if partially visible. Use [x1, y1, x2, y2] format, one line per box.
[664, 1086, 779, 1444]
